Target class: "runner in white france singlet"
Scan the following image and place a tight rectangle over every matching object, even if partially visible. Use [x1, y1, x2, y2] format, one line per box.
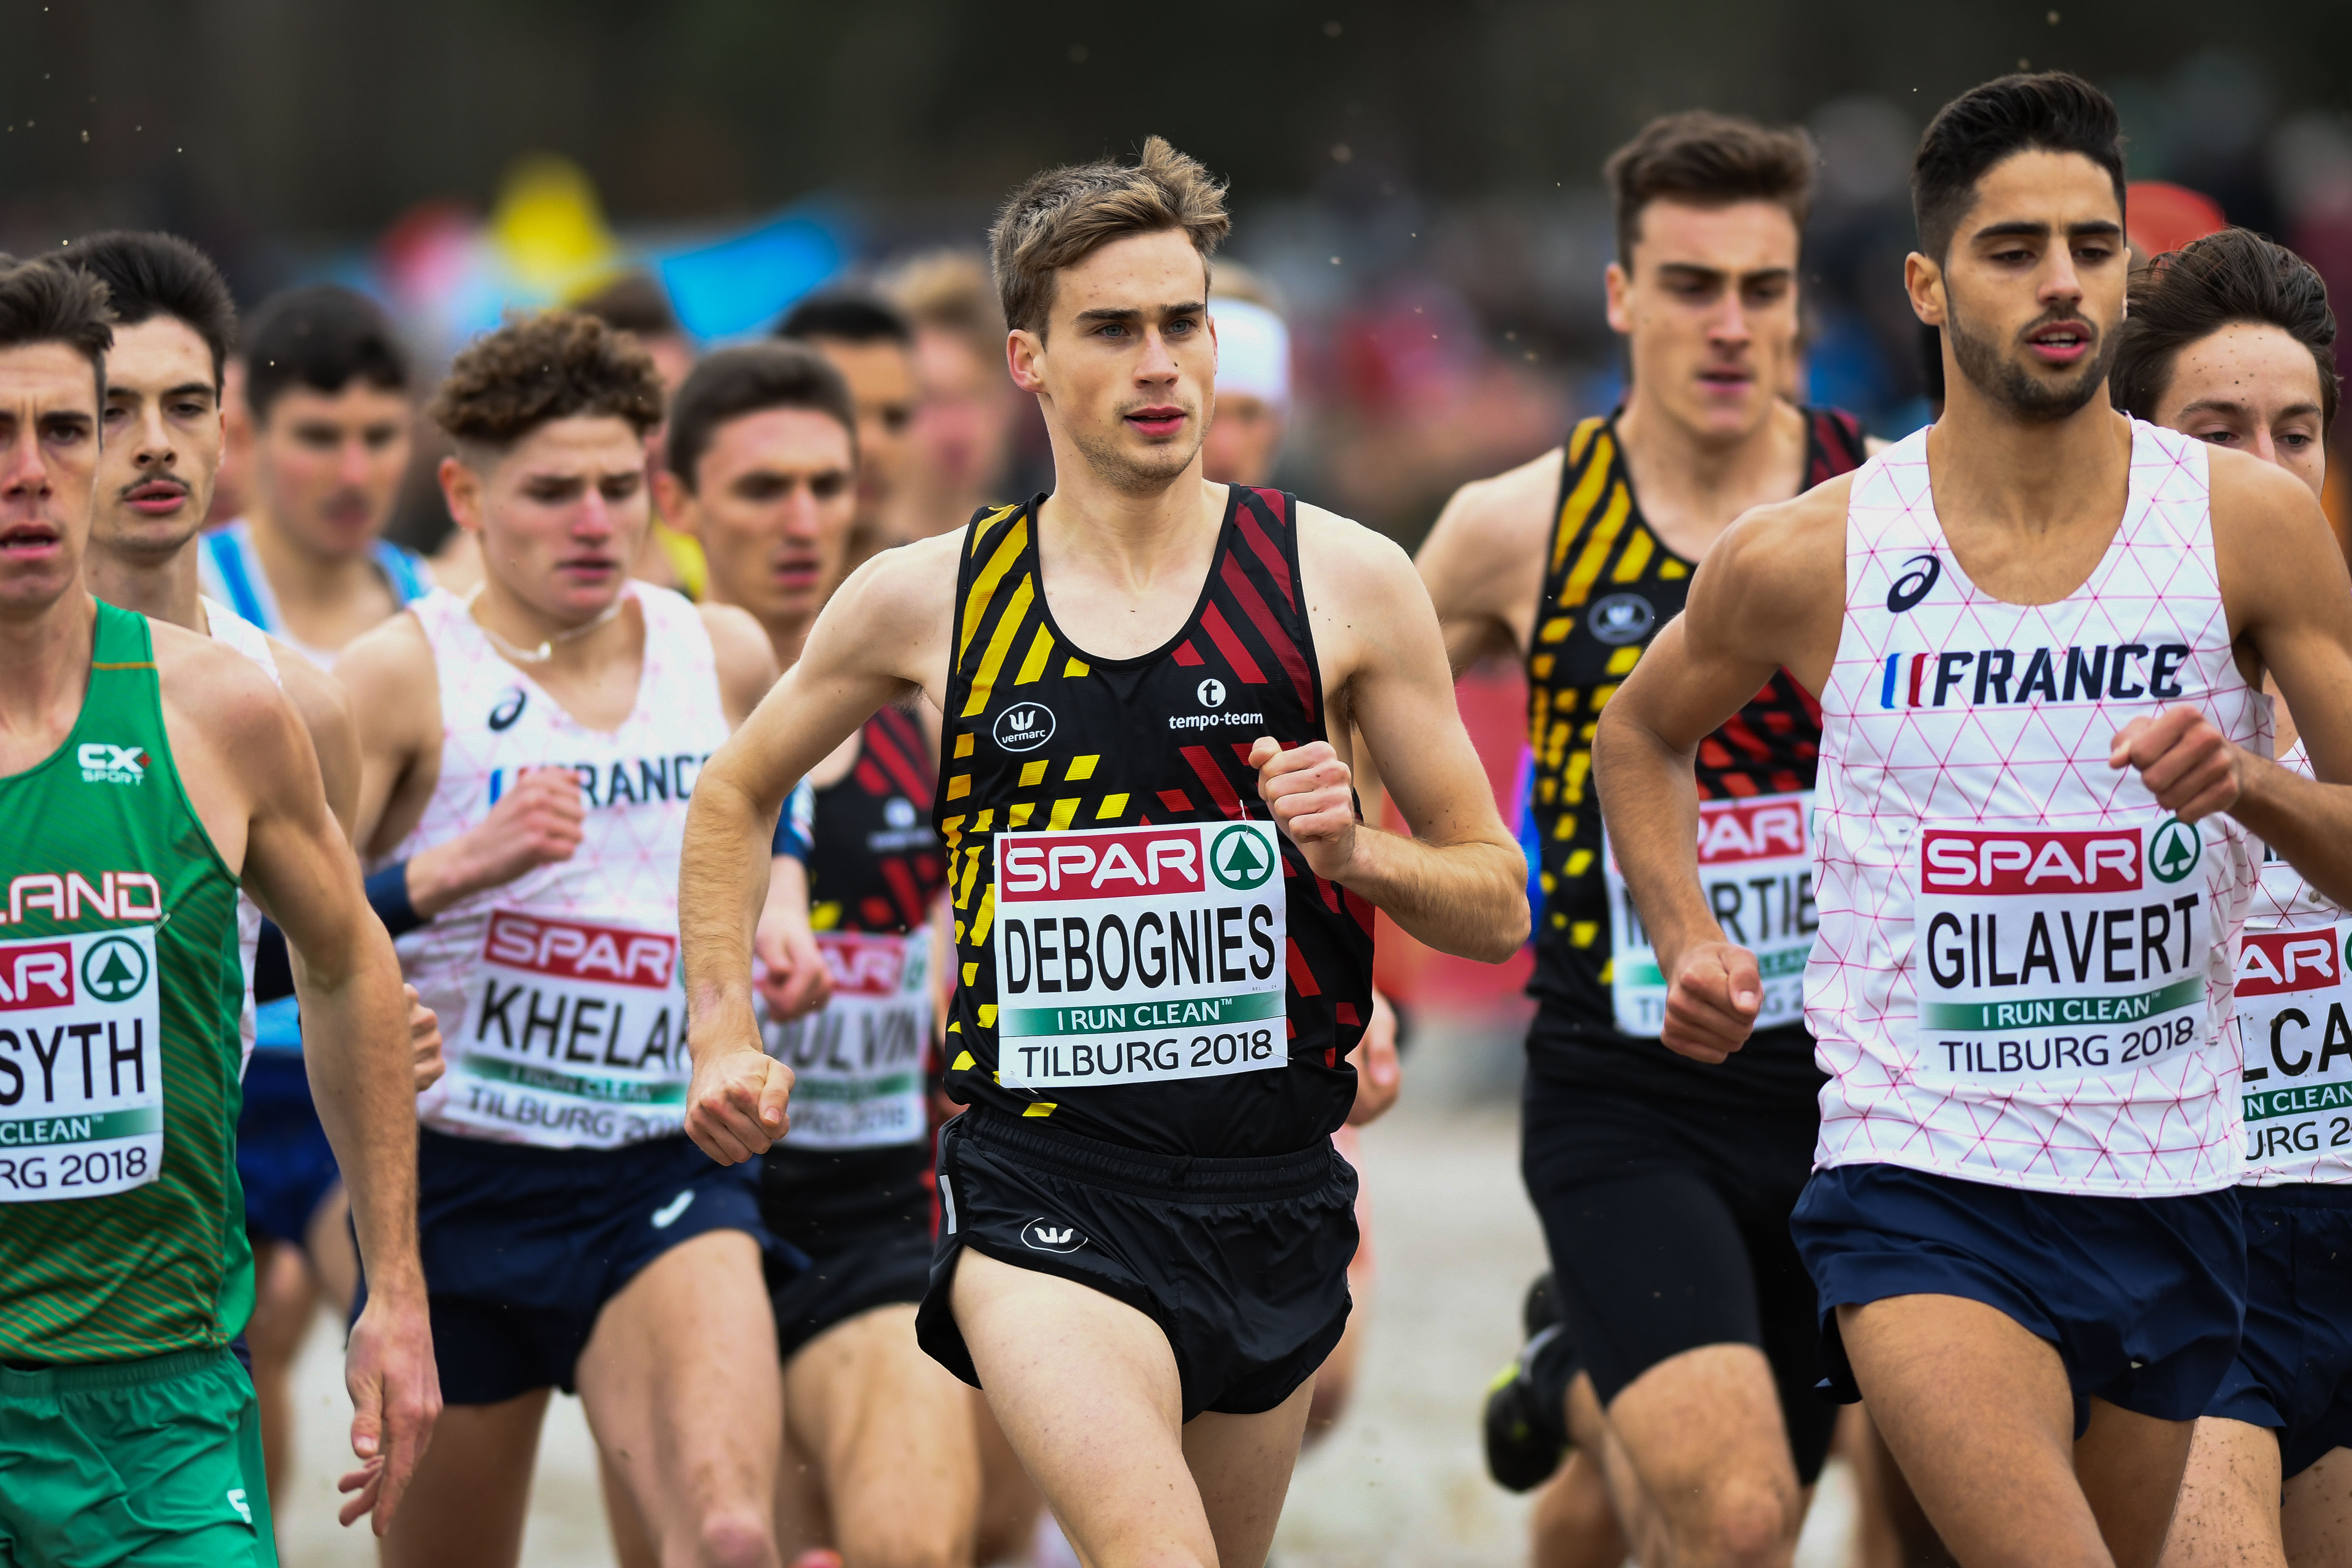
[1808, 419, 2267, 1195]
[388, 583, 731, 1149]
[2233, 740, 2352, 1186]
[204, 594, 281, 1078]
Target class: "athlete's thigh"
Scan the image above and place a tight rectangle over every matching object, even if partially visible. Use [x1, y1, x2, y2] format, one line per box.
[782, 1303, 978, 1559]
[1838, 1294, 2115, 1568]
[1602, 1342, 1805, 1554]
[2157, 1417, 2287, 1568]
[1177, 1379, 1314, 1568]
[950, 1247, 1216, 1568]
[575, 1228, 781, 1534]
[2075, 1396, 2197, 1568]
[377, 1389, 550, 1568]
[2281, 1445, 2352, 1568]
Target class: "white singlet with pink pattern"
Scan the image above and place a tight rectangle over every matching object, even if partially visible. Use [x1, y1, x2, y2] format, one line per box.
[389, 584, 730, 1149]
[1808, 419, 2265, 1196]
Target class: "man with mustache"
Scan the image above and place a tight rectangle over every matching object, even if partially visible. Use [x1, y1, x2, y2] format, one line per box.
[1596, 73, 2352, 1567]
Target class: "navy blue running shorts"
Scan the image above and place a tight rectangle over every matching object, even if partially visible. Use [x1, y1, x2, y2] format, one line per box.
[236, 1054, 340, 1250]
[2204, 1182, 2352, 1478]
[1792, 1162, 2245, 1437]
[354, 1129, 786, 1406]
[916, 1109, 1357, 1423]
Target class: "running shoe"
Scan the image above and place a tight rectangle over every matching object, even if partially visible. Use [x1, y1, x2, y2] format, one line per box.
[1482, 1271, 1576, 1492]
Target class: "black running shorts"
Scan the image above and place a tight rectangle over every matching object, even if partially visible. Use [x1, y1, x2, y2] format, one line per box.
[916, 1108, 1357, 1422]
[1520, 1042, 1837, 1484]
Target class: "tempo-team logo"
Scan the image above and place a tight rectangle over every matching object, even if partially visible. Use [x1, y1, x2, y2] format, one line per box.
[1921, 829, 2142, 893]
[1876, 642, 2193, 710]
[2236, 927, 2347, 997]
[77, 743, 147, 785]
[994, 703, 1056, 752]
[1197, 678, 1226, 708]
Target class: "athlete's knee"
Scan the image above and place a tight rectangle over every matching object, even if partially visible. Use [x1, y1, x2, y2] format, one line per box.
[691, 1504, 778, 1568]
[1671, 1475, 1799, 1568]
[836, 1516, 968, 1568]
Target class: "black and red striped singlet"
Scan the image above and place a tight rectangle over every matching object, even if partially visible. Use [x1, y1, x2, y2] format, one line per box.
[935, 487, 1375, 1157]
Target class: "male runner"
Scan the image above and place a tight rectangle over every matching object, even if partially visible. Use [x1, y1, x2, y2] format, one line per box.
[2110, 228, 2352, 1568]
[884, 252, 1024, 544]
[337, 308, 792, 1568]
[777, 291, 921, 575]
[1595, 74, 2352, 1568]
[192, 279, 436, 1508]
[677, 136, 1526, 1568]
[0, 255, 436, 1559]
[1417, 109, 1868, 1567]
[656, 340, 972, 1567]
[65, 229, 453, 1522]
[577, 271, 708, 599]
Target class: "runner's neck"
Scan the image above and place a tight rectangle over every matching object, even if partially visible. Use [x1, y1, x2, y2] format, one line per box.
[468, 572, 646, 733]
[1921, 400, 2134, 604]
[1613, 395, 1809, 561]
[0, 589, 96, 769]
[1032, 476, 1230, 660]
[85, 540, 207, 633]
[243, 496, 395, 644]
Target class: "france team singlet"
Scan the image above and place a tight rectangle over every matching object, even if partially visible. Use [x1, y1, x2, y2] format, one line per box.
[936, 490, 1375, 1158]
[2233, 740, 2352, 1185]
[389, 585, 730, 1150]
[1527, 408, 1864, 1083]
[1810, 420, 2264, 1195]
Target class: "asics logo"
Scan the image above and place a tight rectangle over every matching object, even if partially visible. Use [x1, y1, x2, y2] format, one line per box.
[651, 1190, 695, 1228]
[487, 687, 528, 732]
[1886, 554, 1940, 614]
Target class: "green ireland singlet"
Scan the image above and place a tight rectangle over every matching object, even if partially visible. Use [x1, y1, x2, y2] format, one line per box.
[0, 602, 250, 1363]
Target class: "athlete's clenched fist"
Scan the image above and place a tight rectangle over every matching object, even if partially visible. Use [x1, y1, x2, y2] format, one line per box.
[686, 1044, 794, 1165]
[1660, 939, 1762, 1064]
[2110, 702, 2242, 822]
[405, 984, 445, 1094]
[1251, 736, 1357, 879]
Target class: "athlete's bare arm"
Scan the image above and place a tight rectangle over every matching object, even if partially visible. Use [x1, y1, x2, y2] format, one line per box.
[698, 599, 782, 727]
[1269, 503, 1527, 963]
[338, 612, 584, 914]
[266, 638, 362, 837]
[2146, 445, 2352, 905]
[1590, 479, 1851, 1063]
[1415, 448, 1562, 670]
[150, 622, 437, 1533]
[680, 532, 960, 1164]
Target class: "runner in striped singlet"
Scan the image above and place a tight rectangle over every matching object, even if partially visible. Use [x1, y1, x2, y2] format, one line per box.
[1419, 110, 1870, 1567]
[1598, 74, 2352, 1567]
[0, 256, 435, 1561]
[676, 139, 1525, 1568]
[2111, 229, 2352, 1568]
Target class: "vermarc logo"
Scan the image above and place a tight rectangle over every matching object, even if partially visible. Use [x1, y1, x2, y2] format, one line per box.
[994, 703, 1056, 752]
[1020, 1217, 1088, 1253]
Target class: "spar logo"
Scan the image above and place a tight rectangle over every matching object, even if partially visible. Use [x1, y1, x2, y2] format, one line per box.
[81, 935, 148, 1001]
[0, 940, 72, 1010]
[2150, 818, 2201, 884]
[1877, 643, 2191, 710]
[1000, 828, 1202, 901]
[482, 911, 677, 988]
[1210, 824, 1275, 890]
[814, 932, 906, 999]
[993, 703, 1056, 752]
[2237, 927, 2347, 998]
[77, 743, 147, 785]
[1921, 829, 2141, 893]
[1695, 797, 1805, 865]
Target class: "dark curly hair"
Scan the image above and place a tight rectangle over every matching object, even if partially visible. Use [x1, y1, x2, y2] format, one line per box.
[429, 309, 664, 451]
[2111, 228, 2338, 433]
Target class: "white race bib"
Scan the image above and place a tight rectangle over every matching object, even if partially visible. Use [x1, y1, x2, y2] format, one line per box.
[443, 910, 689, 1149]
[1606, 791, 1815, 1037]
[992, 821, 1287, 1089]
[0, 928, 163, 1201]
[768, 929, 932, 1150]
[2235, 921, 2352, 1168]
[1914, 820, 2211, 1083]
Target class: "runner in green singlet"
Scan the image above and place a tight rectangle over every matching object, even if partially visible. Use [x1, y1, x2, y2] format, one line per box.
[0, 256, 436, 1565]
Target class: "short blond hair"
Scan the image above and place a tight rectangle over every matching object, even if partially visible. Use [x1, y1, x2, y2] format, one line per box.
[882, 250, 1004, 366]
[988, 136, 1231, 336]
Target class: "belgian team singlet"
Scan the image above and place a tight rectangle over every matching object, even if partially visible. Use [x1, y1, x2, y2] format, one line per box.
[1810, 421, 2263, 1196]
[1525, 408, 1864, 1086]
[0, 603, 250, 1362]
[936, 490, 1375, 1158]
[2233, 741, 2352, 1185]
[766, 705, 946, 1153]
[389, 585, 729, 1150]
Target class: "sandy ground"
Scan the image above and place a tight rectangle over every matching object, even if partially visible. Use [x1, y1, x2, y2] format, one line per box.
[270, 1052, 1861, 1567]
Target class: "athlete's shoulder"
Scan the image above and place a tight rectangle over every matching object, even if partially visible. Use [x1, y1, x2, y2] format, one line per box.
[151, 616, 305, 754]
[1295, 496, 1416, 584]
[2206, 438, 2329, 532]
[328, 600, 441, 750]
[694, 598, 781, 721]
[1696, 473, 1853, 622]
[847, 528, 968, 618]
[1424, 445, 1566, 554]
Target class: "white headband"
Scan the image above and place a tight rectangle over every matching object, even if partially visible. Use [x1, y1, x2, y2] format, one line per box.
[1213, 299, 1291, 408]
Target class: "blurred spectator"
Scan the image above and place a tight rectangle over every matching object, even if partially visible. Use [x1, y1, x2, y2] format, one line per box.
[576, 272, 705, 597]
[777, 289, 920, 573]
[1202, 262, 1292, 487]
[884, 250, 1026, 533]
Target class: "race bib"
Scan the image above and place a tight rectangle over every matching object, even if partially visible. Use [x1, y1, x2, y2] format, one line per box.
[768, 929, 932, 1150]
[2235, 921, 2352, 1169]
[0, 928, 163, 1201]
[1605, 791, 1815, 1037]
[1914, 819, 2211, 1083]
[992, 821, 1287, 1089]
[444, 910, 689, 1148]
